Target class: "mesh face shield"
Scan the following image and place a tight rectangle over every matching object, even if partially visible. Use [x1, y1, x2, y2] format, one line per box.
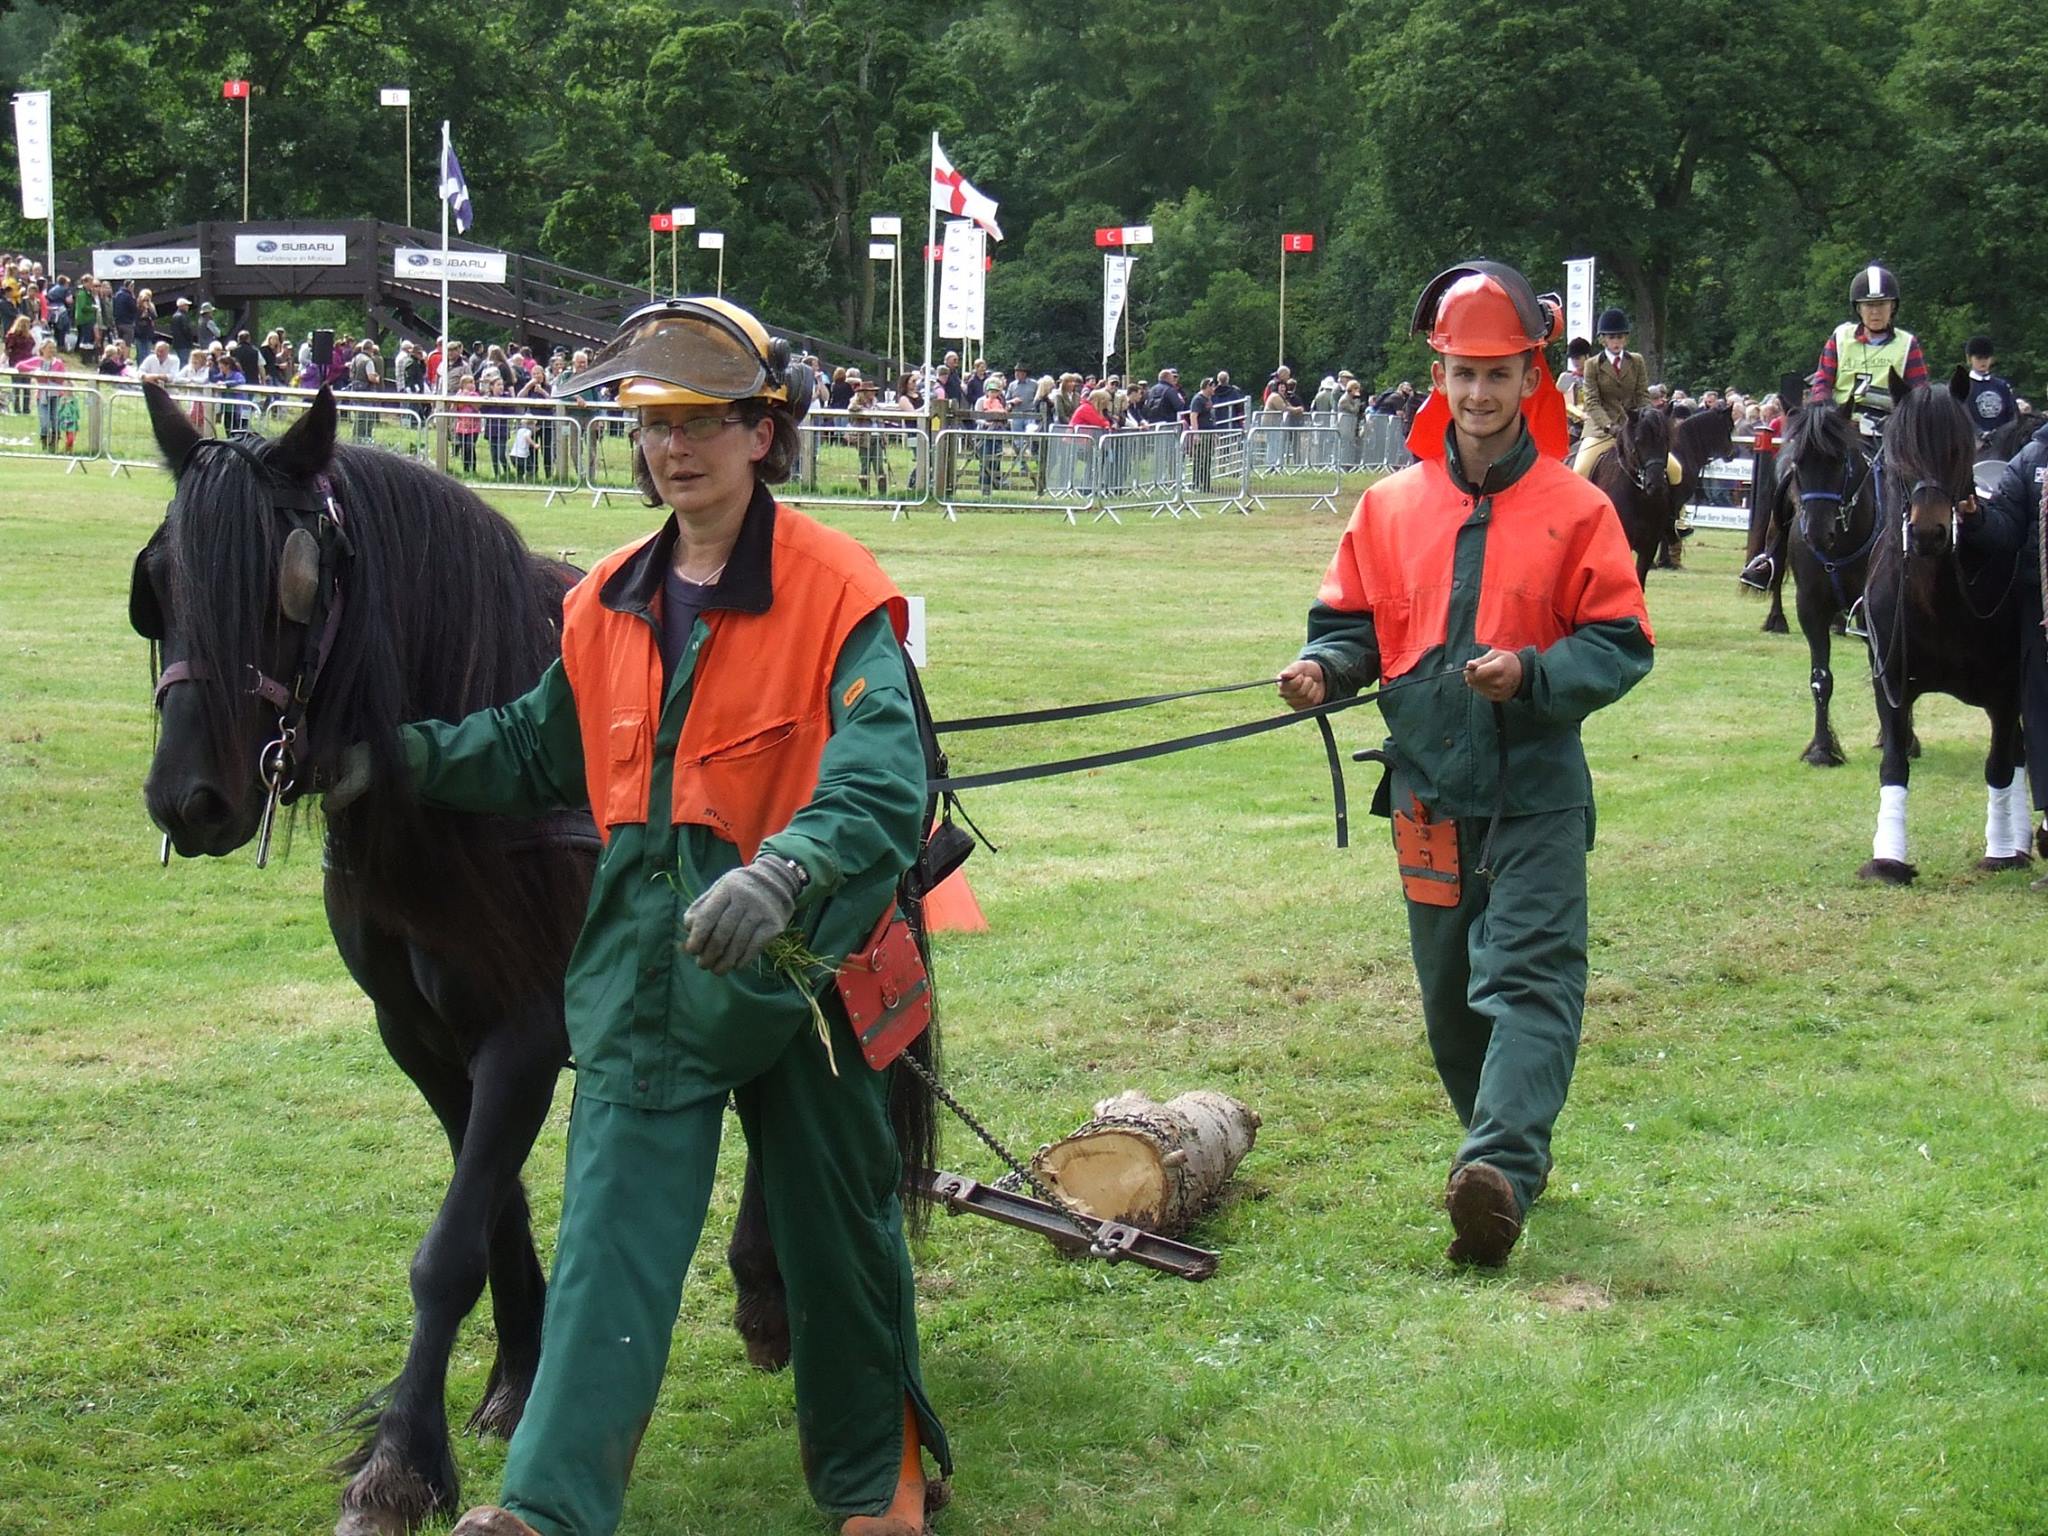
[552, 304, 777, 402]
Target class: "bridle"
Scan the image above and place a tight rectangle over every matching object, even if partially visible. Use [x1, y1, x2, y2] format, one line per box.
[1790, 436, 1881, 608]
[142, 435, 352, 866]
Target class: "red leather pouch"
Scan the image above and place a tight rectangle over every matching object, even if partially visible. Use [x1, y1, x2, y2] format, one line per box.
[835, 908, 933, 1069]
[1392, 795, 1462, 907]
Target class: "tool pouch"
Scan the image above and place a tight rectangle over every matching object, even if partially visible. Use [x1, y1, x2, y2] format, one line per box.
[1392, 794, 1462, 907]
[836, 907, 933, 1069]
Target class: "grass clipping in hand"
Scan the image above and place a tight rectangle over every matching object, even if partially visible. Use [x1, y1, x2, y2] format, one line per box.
[660, 862, 841, 1076]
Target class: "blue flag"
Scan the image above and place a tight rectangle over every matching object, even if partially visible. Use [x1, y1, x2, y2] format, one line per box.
[440, 135, 473, 234]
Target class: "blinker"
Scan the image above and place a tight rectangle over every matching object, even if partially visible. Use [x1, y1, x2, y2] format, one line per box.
[279, 526, 321, 625]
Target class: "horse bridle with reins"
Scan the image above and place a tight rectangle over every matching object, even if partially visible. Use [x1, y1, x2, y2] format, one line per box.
[1791, 442, 1881, 607]
[145, 435, 352, 866]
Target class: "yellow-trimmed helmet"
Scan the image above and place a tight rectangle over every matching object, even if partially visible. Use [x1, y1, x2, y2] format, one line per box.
[558, 296, 813, 423]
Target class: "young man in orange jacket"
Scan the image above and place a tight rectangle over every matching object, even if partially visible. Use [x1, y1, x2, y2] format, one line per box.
[1279, 262, 1654, 1265]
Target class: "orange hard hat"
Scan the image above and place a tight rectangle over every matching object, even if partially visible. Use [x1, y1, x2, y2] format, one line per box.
[1413, 261, 1562, 357]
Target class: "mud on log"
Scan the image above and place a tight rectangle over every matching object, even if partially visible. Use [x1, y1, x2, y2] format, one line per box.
[1030, 1090, 1259, 1238]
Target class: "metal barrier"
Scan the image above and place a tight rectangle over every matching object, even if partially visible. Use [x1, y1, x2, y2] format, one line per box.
[1357, 413, 1405, 473]
[101, 383, 269, 471]
[1096, 426, 1183, 520]
[930, 425, 1099, 522]
[576, 410, 641, 505]
[0, 374, 101, 469]
[1685, 452, 1755, 530]
[1245, 418, 1344, 513]
[427, 400, 585, 500]
[1173, 426, 1251, 516]
[793, 412, 930, 519]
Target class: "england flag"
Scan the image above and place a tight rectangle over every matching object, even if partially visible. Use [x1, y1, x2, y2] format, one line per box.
[930, 136, 1002, 241]
[440, 131, 474, 234]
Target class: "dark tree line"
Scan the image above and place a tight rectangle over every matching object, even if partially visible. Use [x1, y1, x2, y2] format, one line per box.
[3, 0, 2042, 393]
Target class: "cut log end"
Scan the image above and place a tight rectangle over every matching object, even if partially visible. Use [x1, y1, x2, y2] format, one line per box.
[1032, 1090, 1259, 1238]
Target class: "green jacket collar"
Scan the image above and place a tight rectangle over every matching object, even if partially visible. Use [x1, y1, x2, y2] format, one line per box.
[1443, 421, 1537, 497]
[598, 481, 779, 621]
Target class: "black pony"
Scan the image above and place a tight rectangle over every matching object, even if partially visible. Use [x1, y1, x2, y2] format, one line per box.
[1857, 376, 2030, 883]
[130, 387, 926, 1534]
[1764, 399, 1883, 766]
[1593, 406, 1735, 586]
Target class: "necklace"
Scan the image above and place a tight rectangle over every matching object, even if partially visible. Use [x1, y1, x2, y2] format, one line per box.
[677, 559, 727, 586]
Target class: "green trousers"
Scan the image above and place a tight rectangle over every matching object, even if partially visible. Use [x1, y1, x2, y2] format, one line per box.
[499, 1026, 948, 1536]
[1403, 806, 1588, 1215]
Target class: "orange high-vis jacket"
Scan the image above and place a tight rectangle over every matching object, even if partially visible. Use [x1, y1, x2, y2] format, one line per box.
[1315, 452, 1652, 683]
[559, 506, 909, 858]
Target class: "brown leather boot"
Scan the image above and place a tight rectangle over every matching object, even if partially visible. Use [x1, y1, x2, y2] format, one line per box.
[1445, 1161, 1522, 1267]
[448, 1509, 543, 1536]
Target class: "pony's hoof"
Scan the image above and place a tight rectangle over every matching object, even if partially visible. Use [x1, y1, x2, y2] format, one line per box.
[735, 1292, 791, 1372]
[1801, 742, 1846, 768]
[1858, 858, 1918, 885]
[1762, 613, 1789, 635]
[1977, 853, 2032, 872]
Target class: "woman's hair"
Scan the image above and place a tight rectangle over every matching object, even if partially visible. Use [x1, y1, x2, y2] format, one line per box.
[6, 314, 28, 336]
[1089, 388, 1113, 414]
[632, 398, 799, 505]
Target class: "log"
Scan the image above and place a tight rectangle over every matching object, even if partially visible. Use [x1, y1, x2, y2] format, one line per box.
[1030, 1089, 1259, 1238]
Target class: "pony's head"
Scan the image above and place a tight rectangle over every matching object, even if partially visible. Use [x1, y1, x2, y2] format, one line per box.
[1885, 369, 1976, 559]
[132, 384, 345, 857]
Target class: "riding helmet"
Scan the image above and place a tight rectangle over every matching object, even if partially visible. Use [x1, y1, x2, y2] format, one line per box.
[1849, 264, 1900, 309]
[1596, 307, 1630, 337]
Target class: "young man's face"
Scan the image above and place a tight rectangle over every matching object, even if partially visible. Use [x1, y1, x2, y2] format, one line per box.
[1432, 352, 1537, 444]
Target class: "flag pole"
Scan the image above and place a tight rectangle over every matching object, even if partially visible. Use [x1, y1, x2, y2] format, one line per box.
[403, 101, 412, 227]
[1101, 254, 1110, 383]
[670, 228, 677, 296]
[648, 225, 655, 299]
[1277, 246, 1287, 375]
[242, 91, 251, 220]
[922, 133, 937, 408]
[438, 120, 450, 379]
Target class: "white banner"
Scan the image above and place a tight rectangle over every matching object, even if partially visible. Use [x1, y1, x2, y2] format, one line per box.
[868, 241, 895, 261]
[93, 247, 202, 280]
[1565, 257, 1596, 347]
[394, 245, 507, 283]
[13, 90, 52, 221]
[235, 233, 348, 267]
[379, 87, 411, 107]
[937, 219, 984, 341]
[1102, 254, 1136, 358]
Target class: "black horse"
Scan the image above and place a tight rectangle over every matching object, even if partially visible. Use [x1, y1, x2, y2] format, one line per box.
[130, 387, 931, 1533]
[1857, 377, 2030, 883]
[1757, 400, 1881, 766]
[1594, 406, 1735, 586]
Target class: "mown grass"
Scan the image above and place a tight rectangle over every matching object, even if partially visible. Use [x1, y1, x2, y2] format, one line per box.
[2, 457, 2044, 1535]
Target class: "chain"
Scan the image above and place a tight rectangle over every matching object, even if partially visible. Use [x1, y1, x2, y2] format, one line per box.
[894, 1049, 1103, 1245]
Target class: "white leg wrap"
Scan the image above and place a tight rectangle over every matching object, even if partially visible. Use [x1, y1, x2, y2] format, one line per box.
[2006, 770, 2035, 856]
[1874, 784, 1909, 865]
[1986, 781, 2020, 859]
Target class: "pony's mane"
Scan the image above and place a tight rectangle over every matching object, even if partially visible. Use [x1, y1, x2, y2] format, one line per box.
[164, 435, 584, 999]
[1781, 399, 1860, 469]
[1884, 384, 1974, 499]
[1676, 406, 1734, 473]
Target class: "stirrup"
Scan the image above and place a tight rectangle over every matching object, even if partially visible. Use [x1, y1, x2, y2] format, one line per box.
[1844, 597, 1869, 640]
[1738, 552, 1776, 591]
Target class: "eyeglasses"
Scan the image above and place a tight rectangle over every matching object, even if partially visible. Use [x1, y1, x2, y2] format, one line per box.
[632, 415, 746, 450]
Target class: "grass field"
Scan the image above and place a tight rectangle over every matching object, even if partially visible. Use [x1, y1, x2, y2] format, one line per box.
[2, 456, 2044, 1536]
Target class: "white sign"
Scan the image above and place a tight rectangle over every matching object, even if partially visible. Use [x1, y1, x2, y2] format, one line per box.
[235, 233, 348, 267]
[697, 231, 724, 250]
[1122, 224, 1155, 246]
[1565, 257, 1596, 347]
[379, 87, 411, 107]
[670, 205, 695, 226]
[93, 247, 202, 280]
[13, 90, 52, 221]
[1102, 254, 1137, 357]
[868, 241, 895, 261]
[870, 215, 902, 237]
[937, 220, 984, 341]
[904, 594, 927, 669]
[394, 246, 507, 283]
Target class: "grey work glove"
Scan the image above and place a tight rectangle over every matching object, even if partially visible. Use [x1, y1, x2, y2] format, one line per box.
[683, 855, 805, 976]
[323, 740, 375, 813]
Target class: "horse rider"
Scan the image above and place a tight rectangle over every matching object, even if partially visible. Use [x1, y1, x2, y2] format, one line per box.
[1572, 307, 1682, 488]
[1740, 262, 1931, 589]
[341, 296, 951, 1536]
[1558, 336, 1593, 450]
[1277, 260, 1654, 1267]
[1962, 334, 2018, 447]
[1809, 262, 1928, 430]
[1957, 410, 2048, 883]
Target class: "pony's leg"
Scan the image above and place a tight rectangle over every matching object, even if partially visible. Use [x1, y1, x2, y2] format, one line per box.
[1763, 528, 1791, 632]
[1796, 575, 1844, 767]
[1980, 701, 2032, 871]
[727, 1152, 791, 1371]
[1860, 687, 1918, 884]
